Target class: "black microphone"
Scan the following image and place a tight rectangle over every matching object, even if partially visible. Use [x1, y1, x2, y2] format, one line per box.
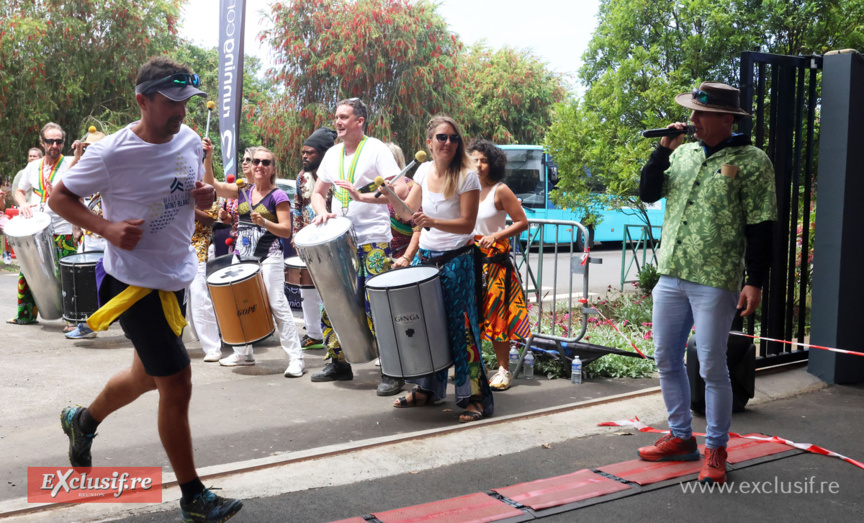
[641, 125, 695, 138]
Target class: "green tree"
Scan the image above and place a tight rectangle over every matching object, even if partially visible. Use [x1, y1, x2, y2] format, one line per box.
[461, 44, 568, 145]
[0, 0, 183, 179]
[259, 0, 463, 170]
[170, 43, 275, 180]
[545, 0, 864, 226]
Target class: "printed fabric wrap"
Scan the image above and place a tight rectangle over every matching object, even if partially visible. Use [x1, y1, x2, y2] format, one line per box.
[476, 238, 531, 342]
[408, 247, 494, 414]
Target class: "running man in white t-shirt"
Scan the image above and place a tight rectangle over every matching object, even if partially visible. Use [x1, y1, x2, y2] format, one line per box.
[48, 56, 242, 523]
[309, 98, 406, 396]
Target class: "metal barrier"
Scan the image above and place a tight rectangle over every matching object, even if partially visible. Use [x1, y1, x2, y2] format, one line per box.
[506, 219, 597, 377]
[620, 224, 661, 290]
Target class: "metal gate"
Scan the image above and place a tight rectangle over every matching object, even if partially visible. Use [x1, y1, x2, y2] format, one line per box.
[739, 51, 821, 368]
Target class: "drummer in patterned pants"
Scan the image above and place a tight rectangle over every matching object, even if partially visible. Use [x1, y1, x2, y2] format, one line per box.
[9, 122, 77, 328]
[308, 98, 406, 396]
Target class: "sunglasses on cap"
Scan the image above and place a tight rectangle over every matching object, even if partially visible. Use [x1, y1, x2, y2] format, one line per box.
[251, 159, 272, 166]
[42, 138, 65, 145]
[242, 157, 252, 163]
[435, 133, 461, 144]
[691, 89, 726, 106]
[135, 73, 201, 95]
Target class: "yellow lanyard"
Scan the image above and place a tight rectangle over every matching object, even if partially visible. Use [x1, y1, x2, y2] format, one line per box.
[336, 136, 368, 208]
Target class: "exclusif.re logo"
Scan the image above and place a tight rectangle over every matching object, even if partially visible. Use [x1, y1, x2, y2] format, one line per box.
[27, 467, 162, 504]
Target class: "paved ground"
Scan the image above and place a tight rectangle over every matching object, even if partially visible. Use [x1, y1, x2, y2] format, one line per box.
[1, 248, 861, 522]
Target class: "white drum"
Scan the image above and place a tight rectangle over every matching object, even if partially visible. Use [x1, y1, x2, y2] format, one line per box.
[294, 217, 376, 363]
[366, 266, 452, 378]
[4, 212, 63, 319]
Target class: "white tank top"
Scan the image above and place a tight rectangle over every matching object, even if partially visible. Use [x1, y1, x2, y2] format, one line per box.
[474, 183, 507, 236]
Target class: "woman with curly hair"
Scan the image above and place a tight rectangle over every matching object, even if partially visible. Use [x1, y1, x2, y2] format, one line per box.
[468, 140, 530, 391]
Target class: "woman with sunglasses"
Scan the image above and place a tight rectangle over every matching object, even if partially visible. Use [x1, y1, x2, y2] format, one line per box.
[468, 140, 530, 391]
[215, 147, 257, 257]
[383, 115, 493, 423]
[203, 140, 304, 377]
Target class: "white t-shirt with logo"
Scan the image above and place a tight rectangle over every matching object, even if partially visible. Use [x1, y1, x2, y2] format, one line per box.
[317, 136, 397, 246]
[414, 162, 481, 251]
[18, 156, 74, 234]
[62, 123, 204, 291]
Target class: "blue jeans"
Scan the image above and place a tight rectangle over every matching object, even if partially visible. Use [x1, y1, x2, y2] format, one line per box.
[652, 276, 739, 449]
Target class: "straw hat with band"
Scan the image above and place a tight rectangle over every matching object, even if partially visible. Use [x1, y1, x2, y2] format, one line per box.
[675, 82, 752, 118]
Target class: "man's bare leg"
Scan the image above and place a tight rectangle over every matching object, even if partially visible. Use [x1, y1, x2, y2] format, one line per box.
[152, 364, 197, 483]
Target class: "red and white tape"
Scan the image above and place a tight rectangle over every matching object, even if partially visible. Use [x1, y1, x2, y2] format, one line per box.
[579, 298, 648, 359]
[730, 332, 864, 358]
[599, 416, 864, 471]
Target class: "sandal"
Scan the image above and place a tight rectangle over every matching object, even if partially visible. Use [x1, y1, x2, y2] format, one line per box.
[393, 388, 438, 408]
[459, 400, 486, 424]
[7, 318, 38, 325]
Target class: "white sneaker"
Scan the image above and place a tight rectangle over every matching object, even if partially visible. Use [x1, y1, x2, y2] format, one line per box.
[284, 359, 306, 377]
[203, 351, 222, 363]
[219, 353, 255, 366]
[374, 357, 381, 367]
[489, 366, 512, 390]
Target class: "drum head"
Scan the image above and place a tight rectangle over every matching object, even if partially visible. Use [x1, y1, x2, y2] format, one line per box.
[60, 252, 104, 266]
[366, 266, 439, 290]
[284, 256, 306, 269]
[4, 212, 52, 237]
[207, 262, 260, 286]
[294, 217, 353, 248]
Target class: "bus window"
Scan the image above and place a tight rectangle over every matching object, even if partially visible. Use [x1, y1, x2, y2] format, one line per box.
[502, 148, 545, 208]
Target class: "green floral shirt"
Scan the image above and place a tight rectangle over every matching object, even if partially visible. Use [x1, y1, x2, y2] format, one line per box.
[658, 142, 777, 292]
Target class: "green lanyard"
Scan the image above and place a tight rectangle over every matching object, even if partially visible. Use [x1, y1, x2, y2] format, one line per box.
[336, 136, 368, 208]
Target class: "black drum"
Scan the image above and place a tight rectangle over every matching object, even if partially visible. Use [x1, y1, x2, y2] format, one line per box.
[59, 252, 103, 322]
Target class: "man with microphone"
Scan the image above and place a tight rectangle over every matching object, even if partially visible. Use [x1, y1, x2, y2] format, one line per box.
[636, 82, 777, 485]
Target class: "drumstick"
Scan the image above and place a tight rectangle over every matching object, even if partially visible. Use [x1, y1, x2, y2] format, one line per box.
[205, 101, 215, 136]
[380, 184, 429, 231]
[374, 150, 427, 198]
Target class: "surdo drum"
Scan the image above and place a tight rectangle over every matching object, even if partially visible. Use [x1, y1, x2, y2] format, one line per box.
[293, 217, 377, 363]
[59, 252, 103, 322]
[284, 256, 314, 288]
[3, 212, 63, 319]
[206, 263, 274, 346]
[366, 266, 452, 378]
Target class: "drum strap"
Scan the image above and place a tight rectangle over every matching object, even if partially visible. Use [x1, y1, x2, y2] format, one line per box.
[87, 286, 187, 336]
[419, 243, 485, 323]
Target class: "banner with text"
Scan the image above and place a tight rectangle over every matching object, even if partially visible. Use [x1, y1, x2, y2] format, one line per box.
[218, 0, 246, 179]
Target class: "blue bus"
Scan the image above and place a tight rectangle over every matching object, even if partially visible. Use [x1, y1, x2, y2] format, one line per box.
[498, 144, 664, 245]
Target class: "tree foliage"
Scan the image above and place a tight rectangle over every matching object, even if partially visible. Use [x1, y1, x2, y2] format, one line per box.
[545, 0, 864, 224]
[0, 0, 183, 180]
[461, 44, 568, 145]
[260, 0, 463, 169]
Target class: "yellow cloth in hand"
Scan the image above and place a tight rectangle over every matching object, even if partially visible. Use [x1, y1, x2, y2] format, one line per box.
[87, 285, 187, 337]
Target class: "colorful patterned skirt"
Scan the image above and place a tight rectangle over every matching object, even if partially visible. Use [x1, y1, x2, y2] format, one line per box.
[408, 246, 493, 414]
[476, 237, 531, 342]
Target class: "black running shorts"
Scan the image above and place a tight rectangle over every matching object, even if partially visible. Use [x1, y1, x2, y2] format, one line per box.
[99, 273, 191, 377]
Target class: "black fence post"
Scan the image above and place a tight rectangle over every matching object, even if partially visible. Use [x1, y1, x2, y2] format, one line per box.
[809, 52, 864, 384]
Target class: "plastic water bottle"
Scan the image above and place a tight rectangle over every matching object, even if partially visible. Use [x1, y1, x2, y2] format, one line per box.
[571, 356, 583, 384]
[508, 345, 519, 374]
[523, 351, 535, 380]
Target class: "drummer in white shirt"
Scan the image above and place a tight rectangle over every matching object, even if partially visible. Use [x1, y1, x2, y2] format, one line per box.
[8, 123, 78, 328]
[309, 97, 406, 396]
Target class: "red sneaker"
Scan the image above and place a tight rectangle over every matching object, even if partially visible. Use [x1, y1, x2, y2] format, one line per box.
[698, 446, 728, 484]
[637, 433, 700, 462]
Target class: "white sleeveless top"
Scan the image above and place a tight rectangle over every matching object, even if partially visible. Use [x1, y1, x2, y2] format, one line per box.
[474, 183, 507, 236]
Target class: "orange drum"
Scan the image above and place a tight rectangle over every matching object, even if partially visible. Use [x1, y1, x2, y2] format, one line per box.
[284, 256, 314, 288]
[206, 263, 275, 345]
